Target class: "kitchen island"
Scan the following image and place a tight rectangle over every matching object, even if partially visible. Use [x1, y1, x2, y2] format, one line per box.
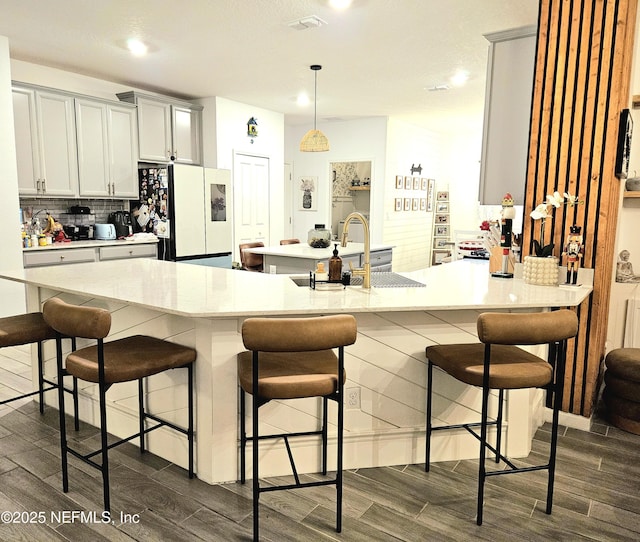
[0, 259, 592, 485]
[243, 241, 393, 273]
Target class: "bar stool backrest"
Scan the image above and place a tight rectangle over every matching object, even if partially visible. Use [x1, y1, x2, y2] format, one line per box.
[43, 298, 111, 340]
[477, 310, 578, 346]
[241, 315, 357, 352]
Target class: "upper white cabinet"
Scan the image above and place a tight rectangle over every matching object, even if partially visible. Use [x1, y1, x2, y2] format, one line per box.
[479, 26, 536, 206]
[75, 98, 138, 198]
[12, 85, 79, 197]
[117, 91, 202, 165]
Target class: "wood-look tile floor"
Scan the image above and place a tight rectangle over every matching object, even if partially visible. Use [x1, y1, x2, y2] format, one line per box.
[1, 345, 640, 541]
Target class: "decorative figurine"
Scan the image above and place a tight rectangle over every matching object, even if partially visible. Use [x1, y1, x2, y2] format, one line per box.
[616, 249, 640, 282]
[491, 193, 515, 279]
[562, 225, 584, 285]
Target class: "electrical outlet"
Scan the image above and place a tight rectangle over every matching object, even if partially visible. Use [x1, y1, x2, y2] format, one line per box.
[346, 387, 361, 409]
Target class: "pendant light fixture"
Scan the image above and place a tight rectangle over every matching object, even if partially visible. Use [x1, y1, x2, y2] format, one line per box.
[300, 65, 330, 152]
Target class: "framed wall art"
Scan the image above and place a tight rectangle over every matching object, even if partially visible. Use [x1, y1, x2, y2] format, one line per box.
[395, 198, 403, 211]
[404, 198, 411, 211]
[413, 177, 421, 190]
[420, 198, 426, 211]
[396, 175, 404, 189]
[435, 213, 449, 224]
[435, 224, 450, 237]
[421, 178, 428, 190]
[427, 179, 435, 211]
[436, 201, 449, 213]
[299, 176, 317, 211]
[404, 176, 413, 190]
[412, 198, 419, 211]
[437, 191, 449, 202]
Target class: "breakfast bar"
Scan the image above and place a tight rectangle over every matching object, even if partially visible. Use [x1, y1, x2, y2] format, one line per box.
[0, 258, 592, 485]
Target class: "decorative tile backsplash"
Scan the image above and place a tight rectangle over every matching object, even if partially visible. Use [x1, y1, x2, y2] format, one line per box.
[19, 198, 128, 226]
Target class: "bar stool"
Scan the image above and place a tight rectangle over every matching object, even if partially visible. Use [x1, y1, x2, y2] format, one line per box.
[42, 297, 196, 512]
[239, 242, 264, 272]
[279, 238, 300, 245]
[425, 309, 578, 525]
[0, 312, 78, 425]
[238, 314, 357, 541]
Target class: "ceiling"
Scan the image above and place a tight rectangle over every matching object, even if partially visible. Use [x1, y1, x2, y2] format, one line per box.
[0, 0, 538, 132]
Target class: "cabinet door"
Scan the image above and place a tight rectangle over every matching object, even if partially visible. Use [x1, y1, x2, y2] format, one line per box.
[12, 87, 41, 196]
[35, 91, 78, 197]
[108, 104, 138, 198]
[136, 97, 172, 162]
[172, 105, 202, 165]
[76, 98, 110, 197]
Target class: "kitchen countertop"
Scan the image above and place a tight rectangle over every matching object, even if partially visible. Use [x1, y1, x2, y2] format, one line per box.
[22, 234, 159, 251]
[243, 242, 393, 259]
[0, 258, 592, 318]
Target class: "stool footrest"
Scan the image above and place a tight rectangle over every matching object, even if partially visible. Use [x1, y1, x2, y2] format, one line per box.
[260, 477, 337, 493]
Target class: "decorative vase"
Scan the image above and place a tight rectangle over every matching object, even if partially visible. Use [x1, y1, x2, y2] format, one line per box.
[523, 255, 559, 286]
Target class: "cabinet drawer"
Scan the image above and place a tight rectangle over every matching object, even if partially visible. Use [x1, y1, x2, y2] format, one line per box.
[24, 248, 96, 268]
[99, 244, 157, 261]
[367, 249, 393, 267]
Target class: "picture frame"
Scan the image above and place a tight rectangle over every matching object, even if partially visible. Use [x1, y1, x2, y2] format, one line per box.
[427, 179, 435, 212]
[435, 224, 450, 237]
[413, 177, 421, 190]
[412, 198, 419, 211]
[435, 213, 449, 224]
[394, 198, 403, 211]
[435, 238, 450, 249]
[436, 191, 449, 202]
[420, 198, 426, 211]
[616, 108, 633, 179]
[436, 201, 449, 213]
[404, 176, 413, 190]
[421, 178, 428, 191]
[404, 198, 411, 211]
[396, 175, 404, 189]
[299, 176, 317, 211]
[432, 250, 450, 265]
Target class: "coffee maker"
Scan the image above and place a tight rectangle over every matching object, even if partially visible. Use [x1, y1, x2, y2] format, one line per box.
[108, 211, 133, 238]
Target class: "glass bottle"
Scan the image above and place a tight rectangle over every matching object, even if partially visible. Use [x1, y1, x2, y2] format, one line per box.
[329, 244, 343, 281]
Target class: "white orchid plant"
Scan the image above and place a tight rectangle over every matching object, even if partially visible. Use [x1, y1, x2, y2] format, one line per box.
[530, 191, 583, 257]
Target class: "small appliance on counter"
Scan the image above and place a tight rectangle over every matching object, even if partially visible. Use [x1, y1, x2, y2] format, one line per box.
[94, 223, 116, 240]
[108, 211, 133, 238]
[60, 206, 95, 240]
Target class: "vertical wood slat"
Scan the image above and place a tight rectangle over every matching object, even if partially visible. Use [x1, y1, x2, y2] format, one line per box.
[523, 0, 637, 416]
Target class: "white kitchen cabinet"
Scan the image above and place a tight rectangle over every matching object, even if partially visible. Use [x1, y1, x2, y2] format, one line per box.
[117, 91, 202, 165]
[23, 241, 158, 268]
[75, 98, 138, 198]
[12, 85, 79, 197]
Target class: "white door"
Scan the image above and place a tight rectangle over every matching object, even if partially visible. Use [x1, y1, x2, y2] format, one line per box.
[233, 153, 269, 257]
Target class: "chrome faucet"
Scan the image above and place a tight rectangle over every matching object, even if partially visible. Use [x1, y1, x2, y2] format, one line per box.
[341, 212, 371, 288]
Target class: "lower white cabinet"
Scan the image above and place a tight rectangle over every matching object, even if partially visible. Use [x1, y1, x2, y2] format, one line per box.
[23, 243, 157, 268]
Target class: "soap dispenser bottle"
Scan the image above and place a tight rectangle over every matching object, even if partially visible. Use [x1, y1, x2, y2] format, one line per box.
[329, 243, 343, 282]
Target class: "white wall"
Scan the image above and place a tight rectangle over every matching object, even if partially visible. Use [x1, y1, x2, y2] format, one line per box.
[210, 97, 284, 254]
[0, 36, 27, 316]
[285, 117, 387, 244]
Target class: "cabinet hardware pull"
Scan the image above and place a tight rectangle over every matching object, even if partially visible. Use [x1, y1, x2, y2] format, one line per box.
[37, 179, 41, 192]
[42, 179, 46, 192]
[60, 256, 64, 261]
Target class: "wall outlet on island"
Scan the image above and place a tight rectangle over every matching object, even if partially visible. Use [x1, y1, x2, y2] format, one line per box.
[269, 265, 277, 274]
[346, 387, 361, 409]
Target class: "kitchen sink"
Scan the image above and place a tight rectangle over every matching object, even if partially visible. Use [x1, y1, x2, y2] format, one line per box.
[290, 272, 425, 288]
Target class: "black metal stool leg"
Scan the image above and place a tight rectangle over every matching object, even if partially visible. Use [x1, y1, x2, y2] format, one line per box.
[495, 389, 504, 463]
[336, 384, 344, 533]
[240, 387, 246, 484]
[37, 340, 45, 413]
[322, 396, 328, 475]
[425, 360, 433, 472]
[252, 391, 259, 542]
[187, 362, 194, 478]
[139, 378, 146, 454]
[55, 335, 69, 493]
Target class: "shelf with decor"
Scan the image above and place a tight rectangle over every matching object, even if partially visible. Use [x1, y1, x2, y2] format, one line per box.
[623, 192, 640, 198]
[349, 186, 370, 191]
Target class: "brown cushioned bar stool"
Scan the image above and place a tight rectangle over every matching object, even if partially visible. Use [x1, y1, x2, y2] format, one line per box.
[42, 297, 196, 512]
[425, 309, 578, 525]
[0, 312, 78, 424]
[239, 242, 264, 272]
[603, 348, 640, 435]
[238, 314, 357, 541]
[279, 238, 300, 245]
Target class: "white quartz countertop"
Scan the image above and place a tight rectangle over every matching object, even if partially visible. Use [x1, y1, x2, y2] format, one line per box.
[22, 235, 159, 252]
[244, 242, 393, 259]
[0, 258, 592, 318]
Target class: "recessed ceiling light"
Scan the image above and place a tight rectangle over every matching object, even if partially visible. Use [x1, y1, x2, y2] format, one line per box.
[297, 93, 310, 107]
[450, 70, 469, 87]
[127, 38, 148, 56]
[330, 0, 352, 9]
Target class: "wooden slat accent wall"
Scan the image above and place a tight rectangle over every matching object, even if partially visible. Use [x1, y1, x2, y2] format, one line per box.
[523, 0, 637, 416]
